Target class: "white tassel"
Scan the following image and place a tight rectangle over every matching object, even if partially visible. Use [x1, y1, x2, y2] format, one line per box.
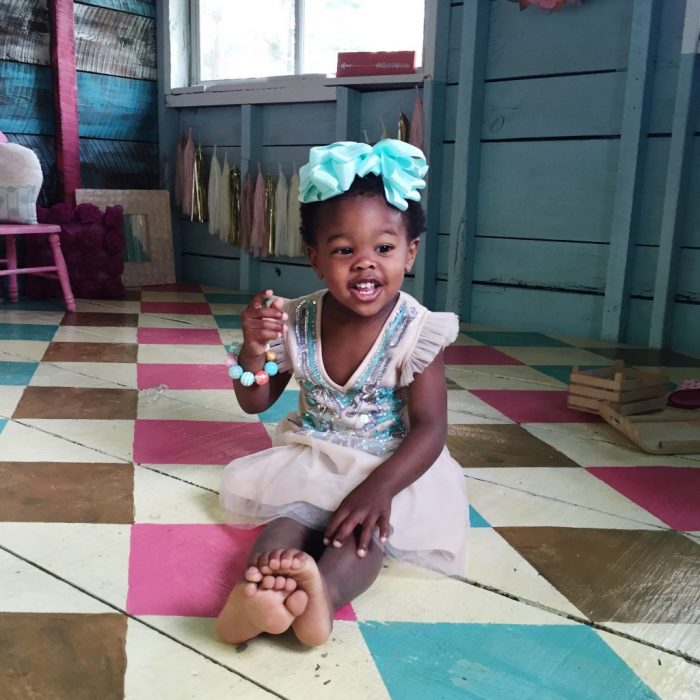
[287, 168, 301, 257]
[207, 146, 221, 235]
[219, 154, 231, 243]
[274, 164, 289, 256]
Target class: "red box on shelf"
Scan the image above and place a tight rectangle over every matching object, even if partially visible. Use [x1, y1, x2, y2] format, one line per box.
[336, 51, 416, 78]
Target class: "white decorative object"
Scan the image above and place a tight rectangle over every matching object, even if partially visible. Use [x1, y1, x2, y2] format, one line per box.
[0, 140, 43, 224]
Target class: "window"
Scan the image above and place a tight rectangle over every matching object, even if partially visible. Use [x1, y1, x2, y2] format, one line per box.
[193, 0, 426, 84]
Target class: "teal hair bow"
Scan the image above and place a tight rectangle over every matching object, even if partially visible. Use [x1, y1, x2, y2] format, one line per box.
[298, 139, 428, 211]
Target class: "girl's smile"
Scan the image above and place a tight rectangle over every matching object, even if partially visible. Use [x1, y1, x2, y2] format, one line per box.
[307, 195, 419, 319]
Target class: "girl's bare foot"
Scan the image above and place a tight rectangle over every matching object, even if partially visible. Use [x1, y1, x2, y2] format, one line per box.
[215, 571, 304, 645]
[259, 548, 333, 647]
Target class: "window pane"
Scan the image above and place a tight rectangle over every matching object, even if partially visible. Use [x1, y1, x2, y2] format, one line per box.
[302, 0, 424, 75]
[199, 0, 295, 81]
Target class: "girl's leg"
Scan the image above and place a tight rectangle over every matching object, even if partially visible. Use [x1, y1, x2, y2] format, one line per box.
[215, 518, 314, 645]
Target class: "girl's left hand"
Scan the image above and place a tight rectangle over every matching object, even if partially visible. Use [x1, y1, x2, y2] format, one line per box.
[324, 481, 392, 558]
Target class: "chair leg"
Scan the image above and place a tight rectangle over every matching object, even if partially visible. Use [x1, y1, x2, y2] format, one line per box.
[6, 233, 19, 302]
[48, 233, 76, 312]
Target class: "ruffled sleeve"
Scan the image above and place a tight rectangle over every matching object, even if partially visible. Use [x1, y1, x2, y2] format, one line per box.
[267, 297, 293, 373]
[399, 311, 459, 386]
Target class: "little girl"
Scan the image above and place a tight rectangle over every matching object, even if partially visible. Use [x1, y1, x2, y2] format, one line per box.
[216, 139, 468, 647]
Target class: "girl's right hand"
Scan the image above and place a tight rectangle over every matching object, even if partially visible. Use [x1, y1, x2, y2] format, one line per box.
[240, 289, 288, 357]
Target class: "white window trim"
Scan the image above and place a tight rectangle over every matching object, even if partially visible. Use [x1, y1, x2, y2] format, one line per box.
[164, 0, 437, 108]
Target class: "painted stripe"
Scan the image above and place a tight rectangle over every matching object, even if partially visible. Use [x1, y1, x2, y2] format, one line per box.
[77, 0, 155, 19]
[0, 0, 51, 66]
[77, 72, 157, 141]
[79, 139, 159, 189]
[0, 63, 54, 134]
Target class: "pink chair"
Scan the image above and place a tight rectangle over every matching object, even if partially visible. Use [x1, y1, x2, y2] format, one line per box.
[0, 223, 76, 312]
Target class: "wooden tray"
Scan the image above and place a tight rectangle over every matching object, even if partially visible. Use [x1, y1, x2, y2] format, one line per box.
[599, 404, 700, 454]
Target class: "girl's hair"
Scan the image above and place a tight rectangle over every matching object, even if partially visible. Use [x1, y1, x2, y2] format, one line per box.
[299, 173, 426, 247]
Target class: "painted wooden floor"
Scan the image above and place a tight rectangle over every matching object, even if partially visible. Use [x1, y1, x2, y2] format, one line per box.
[0, 283, 698, 699]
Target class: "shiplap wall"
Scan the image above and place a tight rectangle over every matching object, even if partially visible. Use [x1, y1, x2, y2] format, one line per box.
[0, 0, 159, 203]
[171, 1, 699, 355]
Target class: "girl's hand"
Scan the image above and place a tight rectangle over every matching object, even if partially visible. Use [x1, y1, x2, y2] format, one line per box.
[324, 481, 392, 558]
[240, 289, 287, 358]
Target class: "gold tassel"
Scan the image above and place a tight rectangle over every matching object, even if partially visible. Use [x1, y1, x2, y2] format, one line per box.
[191, 143, 208, 223]
[229, 165, 240, 245]
[265, 173, 275, 256]
[398, 112, 410, 143]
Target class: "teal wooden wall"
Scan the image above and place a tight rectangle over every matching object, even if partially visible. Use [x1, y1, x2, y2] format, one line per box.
[0, 0, 159, 203]
[156, 0, 700, 354]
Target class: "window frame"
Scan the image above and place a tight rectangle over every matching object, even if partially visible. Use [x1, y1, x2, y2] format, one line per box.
[165, 0, 437, 107]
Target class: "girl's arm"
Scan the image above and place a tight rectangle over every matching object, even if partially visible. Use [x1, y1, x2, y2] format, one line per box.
[234, 289, 291, 413]
[323, 351, 448, 556]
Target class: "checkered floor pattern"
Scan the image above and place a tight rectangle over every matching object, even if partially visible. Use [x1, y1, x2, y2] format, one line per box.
[1, 282, 699, 699]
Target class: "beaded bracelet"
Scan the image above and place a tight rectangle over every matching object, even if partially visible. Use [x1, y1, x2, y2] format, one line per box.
[225, 342, 279, 387]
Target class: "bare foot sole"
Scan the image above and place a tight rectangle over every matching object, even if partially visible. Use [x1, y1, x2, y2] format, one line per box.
[259, 549, 333, 647]
[215, 575, 299, 645]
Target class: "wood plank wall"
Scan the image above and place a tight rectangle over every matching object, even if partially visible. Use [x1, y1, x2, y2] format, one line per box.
[162, 0, 699, 354]
[0, 0, 159, 204]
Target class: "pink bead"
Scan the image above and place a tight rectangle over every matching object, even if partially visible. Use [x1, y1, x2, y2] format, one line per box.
[225, 353, 237, 367]
[254, 370, 269, 385]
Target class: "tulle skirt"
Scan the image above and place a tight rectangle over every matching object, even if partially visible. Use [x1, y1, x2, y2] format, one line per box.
[220, 420, 469, 576]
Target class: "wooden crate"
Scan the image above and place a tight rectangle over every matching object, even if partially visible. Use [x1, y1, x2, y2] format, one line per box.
[567, 361, 668, 415]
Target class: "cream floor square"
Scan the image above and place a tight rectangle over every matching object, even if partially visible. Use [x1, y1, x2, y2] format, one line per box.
[218, 329, 244, 346]
[0, 548, 113, 613]
[134, 466, 226, 523]
[604, 623, 700, 662]
[352, 558, 579, 625]
[30, 362, 137, 389]
[20, 419, 135, 461]
[141, 464, 224, 492]
[0, 387, 24, 417]
[0, 522, 130, 607]
[137, 313, 218, 329]
[139, 292, 206, 302]
[136, 392, 256, 422]
[0, 419, 125, 462]
[0, 340, 51, 361]
[548, 335, 639, 349]
[124, 619, 270, 699]
[146, 616, 390, 700]
[137, 344, 225, 364]
[0, 310, 65, 325]
[466, 476, 659, 529]
[498, 347, 616, 365]
[466, 528, 583, 617]
[598, 630, 700, 699]
[446, 365, 564, 390]
[464, 467, 668, 528]
[525, 424, 700, 467]
[207, 303, 247, 315]
[450, 334, 485, 346]
[53, 326, 138, 343]
[74, 299, 141, 313]
[637, 366, 700, 385]
[447, 390, 512, 424]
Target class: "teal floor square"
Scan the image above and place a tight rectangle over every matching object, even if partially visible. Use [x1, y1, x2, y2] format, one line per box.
[205, 293, 254, 304]
[0, 419, 6, 434]
[214, 315, 242, 329]
[360, 622, 656, 700]
[0, 360, 39, 385]
[465, 332, 572, 348]
[259, 390, 300, 423]
[532, 365, 605, 384]
[469, 506, 490, 528]
[0, 323, 57, 341]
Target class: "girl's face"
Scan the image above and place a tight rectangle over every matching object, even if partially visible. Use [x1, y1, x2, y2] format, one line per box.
[307, 195, 418, 319]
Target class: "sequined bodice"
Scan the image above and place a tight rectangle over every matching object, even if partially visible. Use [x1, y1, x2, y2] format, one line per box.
[287, 293, 416, 456]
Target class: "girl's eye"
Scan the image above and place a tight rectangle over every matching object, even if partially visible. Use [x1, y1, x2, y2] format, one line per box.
[333, 247, 353, 255]
[377, 244, 394, 254]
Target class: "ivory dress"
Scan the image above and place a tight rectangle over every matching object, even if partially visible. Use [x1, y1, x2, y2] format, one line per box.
[220, 290, 469, 575]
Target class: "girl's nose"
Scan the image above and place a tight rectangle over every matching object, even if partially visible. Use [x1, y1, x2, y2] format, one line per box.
[352, 249, 376, 269]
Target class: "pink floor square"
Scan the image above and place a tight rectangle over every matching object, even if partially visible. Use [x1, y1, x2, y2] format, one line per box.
[137, 327, 222, 345]
[470, 389, 601, 423]
[127, 523, 356, 620]
[140, 301, 211, 315]
[138, 364, 232, 390]
[142, 282, 203, 292]
[133, 419, 270, 464]
[444, 345, 523, 365]
[588, 466, 700, 531]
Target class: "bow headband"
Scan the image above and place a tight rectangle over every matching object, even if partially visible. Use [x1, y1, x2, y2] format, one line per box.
[298, 139, 428, 211]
